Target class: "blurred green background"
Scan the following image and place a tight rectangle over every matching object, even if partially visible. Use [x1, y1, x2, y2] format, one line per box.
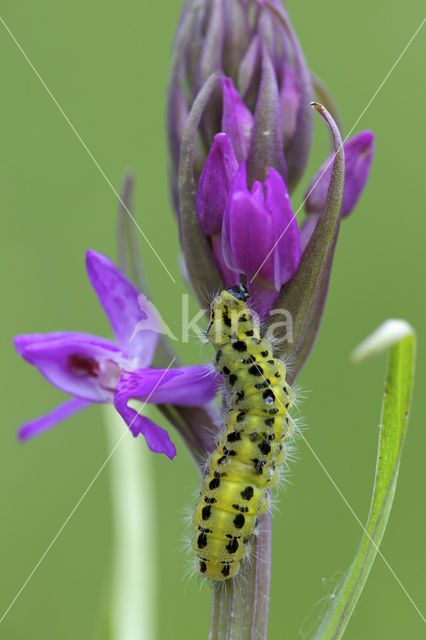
[1, 1, 425, 638]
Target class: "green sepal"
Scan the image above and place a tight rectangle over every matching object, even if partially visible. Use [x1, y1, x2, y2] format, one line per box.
[270, 102, 345, 379]
[246, 46, 286, 186]
[178, 71, 225, 312]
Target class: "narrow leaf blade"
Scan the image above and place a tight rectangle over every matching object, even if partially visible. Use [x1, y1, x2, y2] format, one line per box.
[116, 170, 148, 292]
[313, 320, 416, 640]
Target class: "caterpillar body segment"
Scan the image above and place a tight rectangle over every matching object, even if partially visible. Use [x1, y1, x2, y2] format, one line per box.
[192, 285, 295, 581]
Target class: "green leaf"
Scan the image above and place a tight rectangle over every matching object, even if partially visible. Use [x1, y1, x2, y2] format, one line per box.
[313, 319, 416, 640]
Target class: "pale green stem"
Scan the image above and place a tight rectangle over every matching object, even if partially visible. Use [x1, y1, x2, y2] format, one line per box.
[209, 509, 272, 640]
[104, 405, 156, 640]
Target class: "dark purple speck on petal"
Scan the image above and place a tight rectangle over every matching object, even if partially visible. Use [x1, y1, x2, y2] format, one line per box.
[67, 354, 100, 378]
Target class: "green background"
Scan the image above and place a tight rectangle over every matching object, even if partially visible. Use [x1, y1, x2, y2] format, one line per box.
[1, 1, 425, 638]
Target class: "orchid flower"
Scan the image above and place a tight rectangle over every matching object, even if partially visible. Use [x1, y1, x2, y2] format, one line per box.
[14, 251, 217, 459]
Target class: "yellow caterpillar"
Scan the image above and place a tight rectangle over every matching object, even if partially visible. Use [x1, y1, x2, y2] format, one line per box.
[192, 285, 295, 580]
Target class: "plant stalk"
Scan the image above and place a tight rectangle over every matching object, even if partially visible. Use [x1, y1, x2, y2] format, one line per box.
[209, 510, 272, 640]
[104, 405, 156, 640]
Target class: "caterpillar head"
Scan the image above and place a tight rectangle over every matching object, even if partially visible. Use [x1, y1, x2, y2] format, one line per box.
[226, 285, 250, 302]
[207, 286, 259, 346]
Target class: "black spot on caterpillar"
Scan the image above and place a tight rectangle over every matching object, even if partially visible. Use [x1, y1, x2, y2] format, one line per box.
[226, 537, 239, 553]
[191, 285, 295, 581]
[240, 486, 254, 500]
[233, 513, 245, 528]
[232, 340, 248, 352]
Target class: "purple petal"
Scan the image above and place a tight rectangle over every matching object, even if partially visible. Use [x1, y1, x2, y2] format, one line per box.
[113, 366, 219, 459]
[230, 159, 249, 193]
[115, 397, 177, 459]
[264, 168, 300, 287]
[221, 77, 254, 162]
[14, 332, 124, 402]
[305, 131, 375, 217]
[222, 166, 300, 290]
[222, 189, 275, 280]
[86, 251, 161, 364]
[18, 397, 91, 441]
[220, 163, 248, 272]
[196, 133, 238, 236]
[116, 366, 218, 407]
[149, 365, 218, 406]
[211, 234, 240, 289]
[249, 280, 279, 321]
[220, 162, 250, 273]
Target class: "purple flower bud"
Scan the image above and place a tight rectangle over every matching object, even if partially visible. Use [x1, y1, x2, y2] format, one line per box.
[221, 77, 254, 163]
[305, 131, 375, 218]
[196, 133, 238, 236]
[222, 163, 300, 294]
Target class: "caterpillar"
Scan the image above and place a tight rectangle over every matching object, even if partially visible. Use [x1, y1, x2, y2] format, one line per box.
[191, 284, 295, 581]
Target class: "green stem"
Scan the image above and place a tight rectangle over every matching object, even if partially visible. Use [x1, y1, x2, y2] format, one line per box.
[104, 405, 156, 640]
[209, 510, 272, 640]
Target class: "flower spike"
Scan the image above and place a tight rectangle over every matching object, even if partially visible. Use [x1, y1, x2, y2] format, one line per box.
[169, 0, 316, 308]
